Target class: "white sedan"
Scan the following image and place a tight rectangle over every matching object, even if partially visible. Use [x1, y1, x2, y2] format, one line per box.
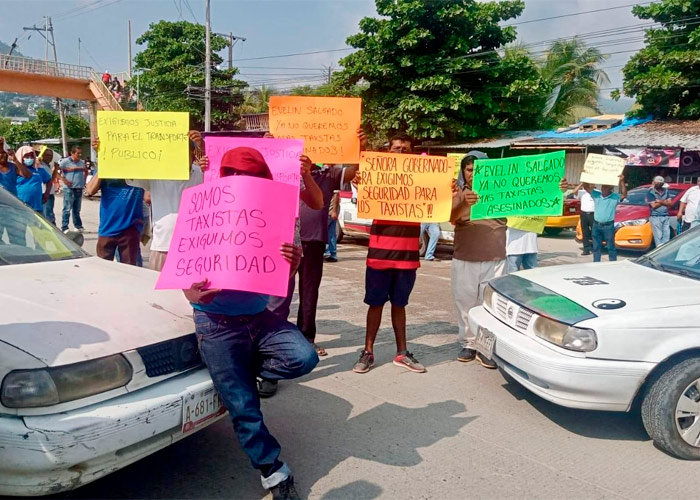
[0, 187, 226, 496]
[468, 226, 700, 460]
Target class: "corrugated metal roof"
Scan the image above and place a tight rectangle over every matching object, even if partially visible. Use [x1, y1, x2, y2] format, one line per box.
[580, 120, 700, 149]
[534, 116, 647, 140]
[419, 130, 548, 150]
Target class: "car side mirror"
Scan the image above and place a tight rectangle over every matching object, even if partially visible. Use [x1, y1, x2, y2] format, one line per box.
[65, 230, 84, 247]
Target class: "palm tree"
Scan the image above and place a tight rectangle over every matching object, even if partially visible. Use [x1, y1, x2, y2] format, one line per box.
[540, 38, 610, 126]
[241, 85, 276, 114]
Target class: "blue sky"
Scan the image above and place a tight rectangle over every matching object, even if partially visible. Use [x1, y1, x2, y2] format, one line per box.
[1, 0, 644, 96]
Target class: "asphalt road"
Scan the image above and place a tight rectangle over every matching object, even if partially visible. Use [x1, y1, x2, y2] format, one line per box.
[51, 195, 696, 500]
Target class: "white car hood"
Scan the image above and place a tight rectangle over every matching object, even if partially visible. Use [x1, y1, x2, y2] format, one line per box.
[513, 260, 700, 316]
[0, 256, 194, 367]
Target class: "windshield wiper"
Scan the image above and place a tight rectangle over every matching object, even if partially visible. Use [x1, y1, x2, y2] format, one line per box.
[660, 266, 700, 281]
[636, 256, 663, 271]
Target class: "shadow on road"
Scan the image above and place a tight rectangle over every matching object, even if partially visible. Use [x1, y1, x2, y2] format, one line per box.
[500, 374, 649, 442]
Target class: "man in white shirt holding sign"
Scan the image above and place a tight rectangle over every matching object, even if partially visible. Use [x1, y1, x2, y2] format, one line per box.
[576, 182, 595, 255]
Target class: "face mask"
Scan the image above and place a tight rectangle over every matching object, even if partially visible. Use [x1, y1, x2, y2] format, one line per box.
[23, 158, 35, 167]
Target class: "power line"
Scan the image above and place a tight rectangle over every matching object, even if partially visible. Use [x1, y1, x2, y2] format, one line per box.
[236, 48, 352, 62]
[505, 2, 653, 26]
[183, 0, 200, 24]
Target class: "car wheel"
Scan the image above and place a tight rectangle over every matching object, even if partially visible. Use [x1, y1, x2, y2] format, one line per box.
[642, 357, 700, 459]
[336, 221, 344, 244]
[543, 227, 563, 236]
[419, 232, 428, 257]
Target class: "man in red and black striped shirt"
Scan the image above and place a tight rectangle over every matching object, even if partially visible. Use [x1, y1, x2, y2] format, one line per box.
[353, 134, 426, 374]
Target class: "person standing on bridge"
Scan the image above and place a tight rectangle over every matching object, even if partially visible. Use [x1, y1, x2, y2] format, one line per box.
[59, 145, 88, 233]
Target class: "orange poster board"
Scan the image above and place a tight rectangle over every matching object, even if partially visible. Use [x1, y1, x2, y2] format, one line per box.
[269, 96, 362, 164]
[356, 152, 455, 223]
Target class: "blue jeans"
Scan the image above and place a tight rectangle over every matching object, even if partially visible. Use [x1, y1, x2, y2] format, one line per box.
[420, 223, 440, 260]
[650, 216, 670, 247]
[325, 218, 337, 258]
[506, 253, 538, 273]
[43, 194, 56, 225]
[193, 309, 318, 485]
[592, 222, 616, 262]
[61, 188, 83, 231]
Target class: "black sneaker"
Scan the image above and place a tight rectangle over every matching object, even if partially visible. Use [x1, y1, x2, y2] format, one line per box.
[325, 256, 338, 263]
[257, 378, 278, 398]
[581, 250, 591, 256]
[270, 476, 300, 500]
[457, 348, 477, 362]
[476, 353, 497, 369]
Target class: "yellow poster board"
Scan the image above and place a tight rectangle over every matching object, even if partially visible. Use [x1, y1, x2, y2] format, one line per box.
[507, 216, 548, 234]
[447, 153, 467, 179]
[579, 153, 625, 186]
[356, 152, 455, 223]
[96, 111, 190, 180]
[268, 96, 362, 164]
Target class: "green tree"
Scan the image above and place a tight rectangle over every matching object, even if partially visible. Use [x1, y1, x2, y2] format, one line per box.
[240, 85, 277, 114]
[540, 38, 609, 126]
[2, 109, 88, 146]
[133, 21, 247, 130]
[336, 0, 547, 142]
[613, 0, 700, 118]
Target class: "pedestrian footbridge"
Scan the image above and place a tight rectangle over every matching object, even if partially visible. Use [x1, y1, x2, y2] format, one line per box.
[0, 54, 122, 111]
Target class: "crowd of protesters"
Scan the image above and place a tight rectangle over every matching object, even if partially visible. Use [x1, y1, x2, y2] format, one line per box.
[1, 125, 696, 500]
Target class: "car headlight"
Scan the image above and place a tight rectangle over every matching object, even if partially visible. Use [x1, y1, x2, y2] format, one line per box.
[483, 284, 495, 310]
[618, 218, 648, 228]
[1, 355, 133, 408]
[533, 316, 598, 352]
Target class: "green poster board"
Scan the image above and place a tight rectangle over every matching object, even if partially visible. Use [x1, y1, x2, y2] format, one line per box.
[471, 151, 566, 221]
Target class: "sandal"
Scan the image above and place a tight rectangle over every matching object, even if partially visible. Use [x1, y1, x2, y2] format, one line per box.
[312, 343, 328, 356]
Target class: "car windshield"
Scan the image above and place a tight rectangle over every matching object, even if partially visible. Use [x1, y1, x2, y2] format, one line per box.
[0, 187, 85, 265]
[622, 187, 682, 206]
[636, 226, 700, 281]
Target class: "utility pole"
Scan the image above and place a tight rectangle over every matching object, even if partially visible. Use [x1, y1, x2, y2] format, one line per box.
[229, 32, 233, 70]
[23, 18, 68, 156]
[323, 65, 334, 85]
[204, 0, 211, 132]
[78, 37, 81, 66]
[127, 20, 132, 79]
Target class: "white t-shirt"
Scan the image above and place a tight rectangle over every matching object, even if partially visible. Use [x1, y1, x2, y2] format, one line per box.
[506, 228, 539, 256]
[577, 189, 595, 213]
[681, 185, 700, 223]
[128, 164, 204, 252]
[41, 163, 56, 195]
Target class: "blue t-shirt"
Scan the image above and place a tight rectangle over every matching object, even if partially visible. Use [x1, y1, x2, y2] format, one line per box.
[59, 157, 86, 189]
[16, 165, 51, 211]
[591, 189, 620, 223]
[0, 162, 18, 196]
[192, 291, 270, 316]
[99, 179, 144, 237]
[646, 187, 670, 217]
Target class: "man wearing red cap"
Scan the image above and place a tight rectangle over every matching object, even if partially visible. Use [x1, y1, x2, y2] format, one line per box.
[185, 147, 317, 500]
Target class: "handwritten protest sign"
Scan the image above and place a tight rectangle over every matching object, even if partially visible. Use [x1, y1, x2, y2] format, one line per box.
[507, 216, 548, 234]
[96, 111, 189, 180]
[156, 176, 297, 296]
[269, 95, 362, 164]
[356, 152, 454, 223]
[203, 137, 304, 187]
[470, 151, 565, 221]
[447, 153, 467, 179]
[579, 153, 625, 186]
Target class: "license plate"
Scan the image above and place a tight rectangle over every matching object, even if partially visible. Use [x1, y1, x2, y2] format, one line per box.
[182, 387, 226, 433]
[569, 207, 576, 213]
[475, 327, 496, 360]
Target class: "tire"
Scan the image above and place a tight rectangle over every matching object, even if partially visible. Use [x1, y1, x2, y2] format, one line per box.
[336, 221, 344, 244]
[641, 357, 700, 459]
[543, 227, 563, 236]
[419, 232, 428, 257]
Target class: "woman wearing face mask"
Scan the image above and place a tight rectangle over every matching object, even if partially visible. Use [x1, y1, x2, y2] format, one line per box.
[0, 138, 32, 196]
[15, 146, 52, 212]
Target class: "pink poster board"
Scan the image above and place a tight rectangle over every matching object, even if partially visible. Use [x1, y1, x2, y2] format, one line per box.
[156, 175, 298, 297]
[204, 137, 304, 185]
